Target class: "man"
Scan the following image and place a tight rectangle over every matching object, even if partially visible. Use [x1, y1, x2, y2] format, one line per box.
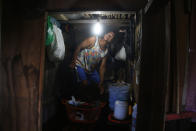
[70, 31, 115, 94]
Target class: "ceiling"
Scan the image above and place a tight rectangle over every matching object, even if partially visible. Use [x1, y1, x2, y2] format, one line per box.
[46, 0, 148, 11]
[49, 11, 135, 25]
[47, 0, 148, 25]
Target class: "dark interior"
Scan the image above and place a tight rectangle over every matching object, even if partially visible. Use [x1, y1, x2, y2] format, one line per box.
[1, 0, 196, 131]
[42, 11, 136, 131]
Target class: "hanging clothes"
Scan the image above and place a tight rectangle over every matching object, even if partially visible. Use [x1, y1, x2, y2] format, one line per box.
[47, 24, 65, 62]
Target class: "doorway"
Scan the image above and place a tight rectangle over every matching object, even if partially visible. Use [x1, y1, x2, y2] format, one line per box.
[42, 11, 139, 131]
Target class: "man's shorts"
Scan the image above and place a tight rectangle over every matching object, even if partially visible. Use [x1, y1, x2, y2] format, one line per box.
[76, 66, 100, 84]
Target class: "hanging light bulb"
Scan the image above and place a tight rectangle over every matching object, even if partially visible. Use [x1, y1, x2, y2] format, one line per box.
[92, 19, 102, 35]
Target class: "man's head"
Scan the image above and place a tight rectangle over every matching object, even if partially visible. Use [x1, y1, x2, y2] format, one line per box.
[104, 32, 115, 42]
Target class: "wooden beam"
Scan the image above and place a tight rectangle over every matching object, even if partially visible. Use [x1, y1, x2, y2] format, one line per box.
[136, 1, 169, 131]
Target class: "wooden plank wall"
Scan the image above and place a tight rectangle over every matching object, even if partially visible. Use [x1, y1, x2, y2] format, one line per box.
[186, 0, 196, 114]
[0, 10, 46, 131]
[174, 0, 190, 113]
[165, 0, 190, 113]
[0, 0, 3, 130]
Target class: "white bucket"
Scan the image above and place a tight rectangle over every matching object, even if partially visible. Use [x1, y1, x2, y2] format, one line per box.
[114, 100, 128, 120]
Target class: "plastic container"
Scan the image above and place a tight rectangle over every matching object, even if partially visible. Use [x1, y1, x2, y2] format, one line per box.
[132, 104, 137, 131]
[108, 83, 130, 111]
[114, 100, 128, 120]
[62, 99, 106, 124]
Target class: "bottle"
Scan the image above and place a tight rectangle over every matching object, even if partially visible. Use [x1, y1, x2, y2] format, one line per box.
[114, 100, 128, 120]
[132, 103, 137, 131]
[128, 104, 132, 116]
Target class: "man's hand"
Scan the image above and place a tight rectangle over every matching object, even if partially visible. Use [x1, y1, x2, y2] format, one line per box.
[99, 84, 104, 95]
[69, 59, 76, 69]
[100, 87, 104, 95]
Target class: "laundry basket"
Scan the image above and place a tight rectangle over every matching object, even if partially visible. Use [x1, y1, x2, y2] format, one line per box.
[62, 99, 106, 124]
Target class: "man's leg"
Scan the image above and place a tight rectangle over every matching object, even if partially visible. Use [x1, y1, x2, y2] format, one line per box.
[88, 70, 100, 84]
[87, 70, 100, 101]
[74, 66, 89, 100]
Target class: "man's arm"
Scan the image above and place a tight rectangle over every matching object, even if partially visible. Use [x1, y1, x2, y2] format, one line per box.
[99, 56, 107, 94]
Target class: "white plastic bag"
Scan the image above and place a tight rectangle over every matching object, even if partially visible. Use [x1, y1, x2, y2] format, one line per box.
[114, 46, 126, 61]
[47, 24, 65, 62]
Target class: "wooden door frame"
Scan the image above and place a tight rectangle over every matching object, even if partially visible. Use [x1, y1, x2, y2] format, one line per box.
[136, 1, 170, 131]
[38, 12, 47, 131]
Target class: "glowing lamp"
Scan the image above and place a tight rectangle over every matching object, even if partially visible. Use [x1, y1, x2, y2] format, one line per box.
[92, 22, 102, 35]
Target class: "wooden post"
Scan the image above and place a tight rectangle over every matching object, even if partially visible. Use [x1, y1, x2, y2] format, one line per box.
[136, 1, 170, 131]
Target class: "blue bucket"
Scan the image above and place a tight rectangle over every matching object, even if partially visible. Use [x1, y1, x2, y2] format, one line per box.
[108, 83, 130, 111]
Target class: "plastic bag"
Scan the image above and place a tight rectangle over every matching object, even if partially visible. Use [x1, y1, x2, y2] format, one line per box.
[114, 45, 126, 61]
[45, 16, 55, 46]
[47, 25, 65, 61]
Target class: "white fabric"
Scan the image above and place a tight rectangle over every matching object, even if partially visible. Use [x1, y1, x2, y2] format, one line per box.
[114, 46, 126, 61]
